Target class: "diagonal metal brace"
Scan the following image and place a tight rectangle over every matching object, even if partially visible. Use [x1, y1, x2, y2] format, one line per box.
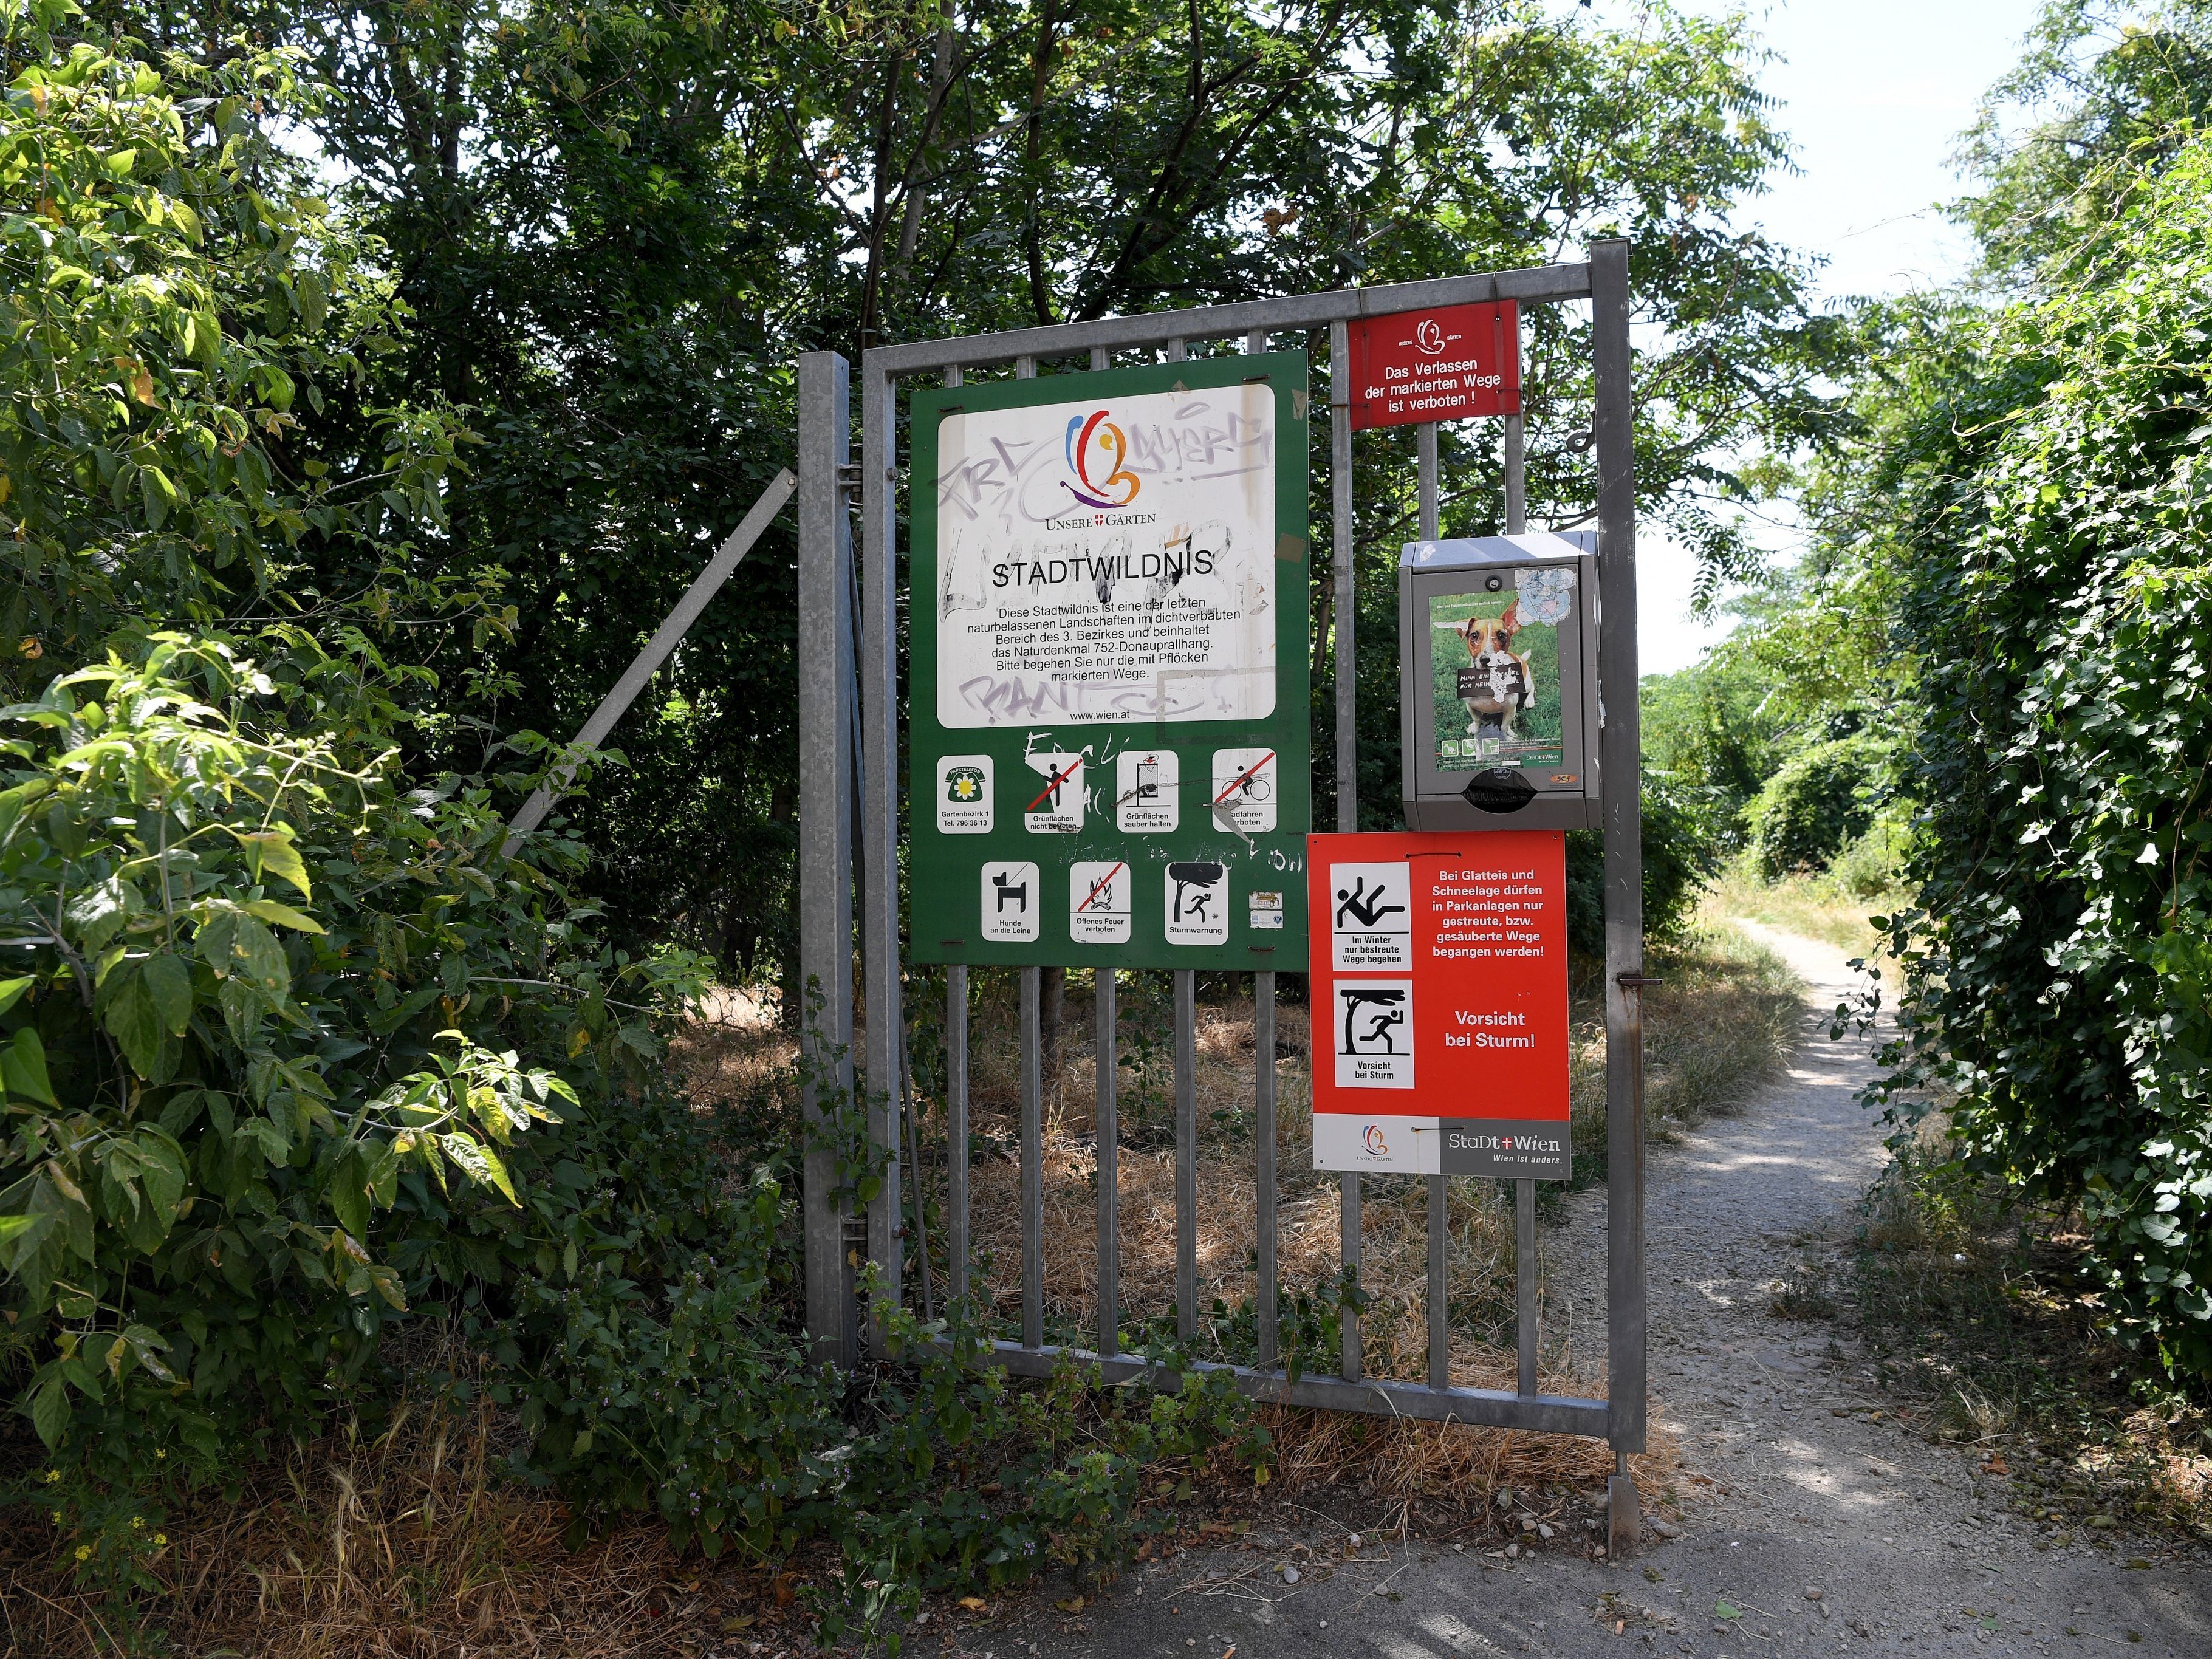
[503, 468, 798, 854]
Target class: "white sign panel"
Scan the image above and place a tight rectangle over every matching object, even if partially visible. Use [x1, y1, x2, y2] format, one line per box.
[1163, 860, 1229, 945]
[981, 861, 1039, 941]
[1069, 861, 1131, 943]
[1332, 977, 1414, 1088]
[1329, 861, 1412, 969]
[936, 755, 993, 834]
[1113, 748, 1179, 832]
[1209, 747, 1279, 832]
[934, 385, 1278, 728]
[1022, 752, 1084, 833]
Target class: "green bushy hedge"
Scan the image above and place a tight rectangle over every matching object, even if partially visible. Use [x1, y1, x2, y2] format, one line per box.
[1871, 131, 2212, 1384]
[1747, 731, 1889, 878]
[1564, 775, 1724, 957]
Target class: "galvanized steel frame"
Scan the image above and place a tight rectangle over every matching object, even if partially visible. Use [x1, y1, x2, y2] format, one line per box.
[795, 244, 1646, 1548]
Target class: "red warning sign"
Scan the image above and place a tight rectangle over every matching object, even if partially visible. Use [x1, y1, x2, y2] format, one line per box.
[1306, 828, 1569, 1177]
[1346, 301, 1521, 430]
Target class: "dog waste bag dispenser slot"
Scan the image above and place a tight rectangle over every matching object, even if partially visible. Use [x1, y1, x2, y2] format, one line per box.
[1305, 829, 1570, 1177]
[1399, 532, 1600, 832]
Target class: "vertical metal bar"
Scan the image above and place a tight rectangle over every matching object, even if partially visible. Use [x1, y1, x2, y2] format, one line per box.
[1089, 347, 1109, 371]
[1592, 236, 1646, 1554]
[1015, 349, 1046, 1344]
[1417, 421, 1439, 541]
[1021, 966, 1044, 1350]
[940, 363, 968, 1324]
[1516, 1177, 1538, 1397]
[1329, 317, 1362, 1381]
[947, 965, 969, 1311]
[1318, 318, 1354, 1380]
[1255, 971, 1278, 1369]
[1095, 968, 1119, 1356]
[796, 351, 857, 1370]
[899, 1011, 934, 1324]
[1503, 412, 1527, 535]
[1329, 318, 1356, 835]
[1241, 321, 1276, 1372]
[1427, 1175, 1448, 1389]
[1166, 337, 1188, 363]
[1174, 968, 1197, 1343]
[858, 351, 902, 1349]
[1340, 1177, 1361, 1381]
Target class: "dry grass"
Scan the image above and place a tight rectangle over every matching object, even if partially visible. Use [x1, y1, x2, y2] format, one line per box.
[0, 1402, 826, 1659]
[1853, 1126, 2212, 1541]
[1704, 863, 1909, 981]
[2, 943, 1789, 1654]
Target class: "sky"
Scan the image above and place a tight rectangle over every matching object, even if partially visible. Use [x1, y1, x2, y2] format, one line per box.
[1618, 0, 2049, 675]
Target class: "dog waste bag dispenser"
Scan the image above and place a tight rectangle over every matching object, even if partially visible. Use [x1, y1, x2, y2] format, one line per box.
[1399, 532, 1600, 832]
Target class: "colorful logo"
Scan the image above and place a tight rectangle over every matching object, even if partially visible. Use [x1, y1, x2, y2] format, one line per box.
[1363, 1124, 1388, 1156]
[944, 765, 986, 804]
[1063, 410, 1141, 509]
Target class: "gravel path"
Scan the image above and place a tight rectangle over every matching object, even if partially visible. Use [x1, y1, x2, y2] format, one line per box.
[936, 923, 2211, 1659]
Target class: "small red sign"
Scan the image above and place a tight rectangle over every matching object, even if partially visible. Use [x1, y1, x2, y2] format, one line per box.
[1346, 301, 1521, 430]
[1306, 828, 1568, 1177]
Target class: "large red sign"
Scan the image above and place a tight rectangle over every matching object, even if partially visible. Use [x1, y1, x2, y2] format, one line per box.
[1305, 829, 1569, 1177]
[1346, 301, 1521, 430]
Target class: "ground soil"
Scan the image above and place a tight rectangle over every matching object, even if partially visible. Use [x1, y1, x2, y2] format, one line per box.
[914, 925, 2212, 1659]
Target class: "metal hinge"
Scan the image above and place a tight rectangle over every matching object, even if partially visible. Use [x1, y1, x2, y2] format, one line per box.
[836, 460, 863, 509]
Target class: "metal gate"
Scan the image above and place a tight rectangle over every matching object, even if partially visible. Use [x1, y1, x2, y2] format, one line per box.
[793, 243, 1648, 1550]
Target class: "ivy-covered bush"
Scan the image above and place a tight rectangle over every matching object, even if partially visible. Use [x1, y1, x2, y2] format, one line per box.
[1747, 731, 1889, 878]
[1869, 129, 2212, 1383]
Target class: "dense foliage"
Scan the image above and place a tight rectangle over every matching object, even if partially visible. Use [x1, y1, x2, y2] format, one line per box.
[1792, 1, 2212, 1383]
[1745, 730, 1887, 879]
[30, 0, 1837, 977]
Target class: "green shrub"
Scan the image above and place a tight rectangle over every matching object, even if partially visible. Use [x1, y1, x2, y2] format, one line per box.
[1747, 732, 1889, 878]
[1866, 129, 2212, 1385]
[1827, 804, 1914, 900]
[1566, 774, 1723, 956]
[0, 637, 707, 1474]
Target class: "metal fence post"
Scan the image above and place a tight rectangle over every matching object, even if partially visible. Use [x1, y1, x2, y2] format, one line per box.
[1591, 237, 1646, 1554]
[797, 350, 858, 1370]
[1329, 315, 1363, 1382]
[858, 352, 903, 1352]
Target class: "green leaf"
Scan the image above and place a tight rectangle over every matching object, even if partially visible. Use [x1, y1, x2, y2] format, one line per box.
[142, 951, 194, 1036]
[122, 1325, 176, 1384]
[101, 963, 165, 1076]
[31, 1374, 70, 1450]
[327, 1149, 370, 1240]
[0, 1213, 36, 1250]
[231, 914, 290, 1001]
[232, 829, 312, 899]
[437, 1132, 519, 1205]
[0, 779, 53, 846]
[1, 1028, 55, 1105]
[240, 898, 325, 934]
[0, 976, 35, 1018]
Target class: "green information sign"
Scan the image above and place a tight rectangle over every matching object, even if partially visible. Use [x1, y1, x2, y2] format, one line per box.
[908, 354, 1312, 970]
